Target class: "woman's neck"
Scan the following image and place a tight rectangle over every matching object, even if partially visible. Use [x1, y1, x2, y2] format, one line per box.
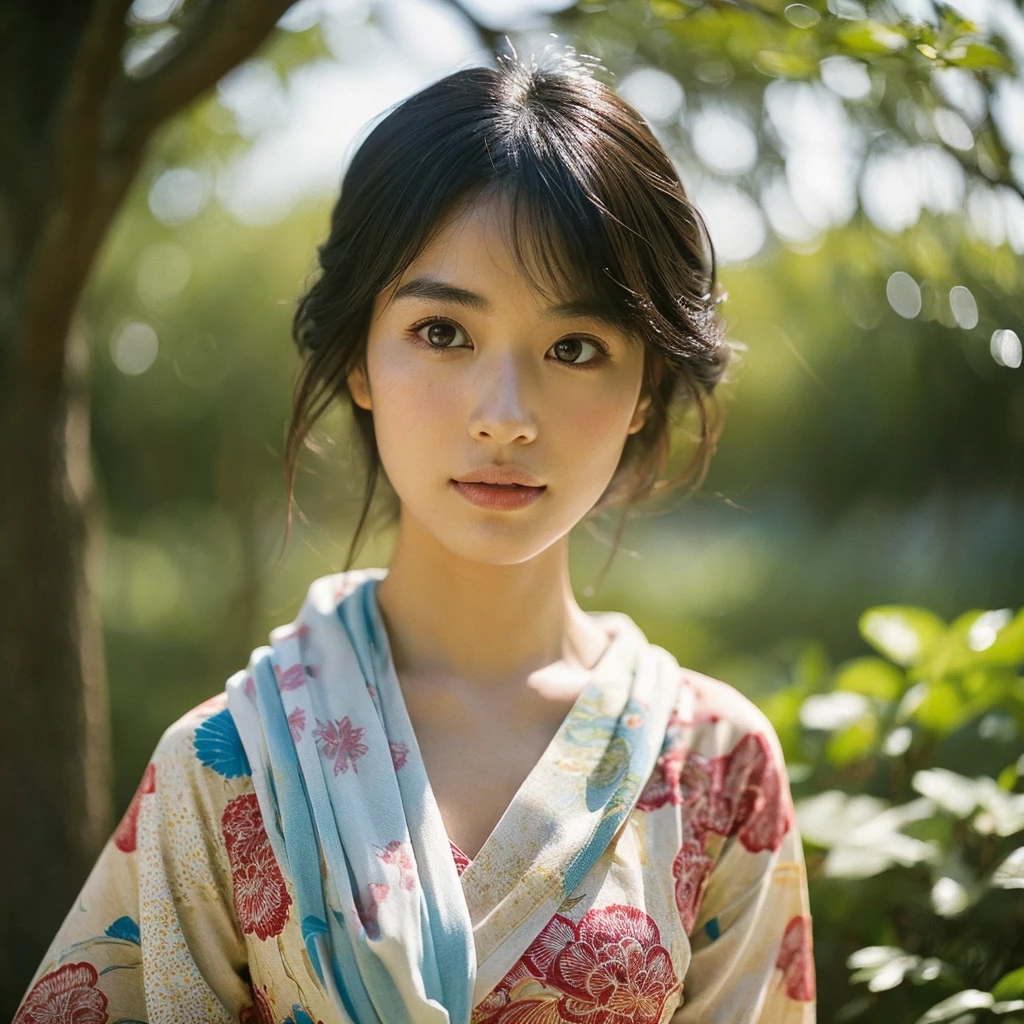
[373, 513, 608, 689]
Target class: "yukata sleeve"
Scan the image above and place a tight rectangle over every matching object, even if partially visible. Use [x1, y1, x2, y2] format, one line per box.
[671, 709, 816, 1024]
[14, 701, 253, 1024]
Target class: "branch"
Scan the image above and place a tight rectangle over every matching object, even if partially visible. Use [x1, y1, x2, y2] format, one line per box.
[13, 0, 133, 400]
[106, 0, 296, 155]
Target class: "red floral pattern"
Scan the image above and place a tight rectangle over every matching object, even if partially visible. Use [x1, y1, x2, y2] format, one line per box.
[638, 729, 793, 933]
[472, 905, 679, 1024]
[222, 793, 292, 940]
[239, 984, 275, 1024]
[14, 962, 108, 1024]
[450, 840, 471, 876]
[776, 916, 815, 1001]
[112, 762, 156, 854]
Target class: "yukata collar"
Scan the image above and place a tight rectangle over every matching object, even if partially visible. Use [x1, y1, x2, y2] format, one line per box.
[226, 569, 681, 1020]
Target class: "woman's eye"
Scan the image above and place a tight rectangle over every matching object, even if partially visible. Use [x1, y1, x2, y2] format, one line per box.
[413, 319, 469, 350]
[551, 337, 606, 366]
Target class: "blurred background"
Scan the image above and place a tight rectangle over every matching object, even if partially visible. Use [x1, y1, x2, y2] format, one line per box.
[5, 0, 1024, 1019]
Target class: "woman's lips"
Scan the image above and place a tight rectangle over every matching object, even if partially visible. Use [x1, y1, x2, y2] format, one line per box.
[450, 480, 546, 511]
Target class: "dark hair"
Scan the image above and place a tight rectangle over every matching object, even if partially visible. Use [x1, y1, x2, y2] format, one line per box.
[284, 48, 731, 574]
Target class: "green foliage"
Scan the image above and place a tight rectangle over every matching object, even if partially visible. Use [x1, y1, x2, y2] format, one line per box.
[767, 602, 1024, 1022]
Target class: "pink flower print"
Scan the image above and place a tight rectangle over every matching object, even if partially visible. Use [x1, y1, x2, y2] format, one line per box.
[288, 706, 306, 743]
[222, 793, 292, 940]
[379, 839, 416, 891]
[356, 882, 390, 938]
[113, 762, 156, 854]
[14, 962, 109, 1024]
[244, 675, 256, 701]
[776, 916, 815, 1002]
[278, 664, 306, 691]
[390, 741, 409, 771]
[313, 716, 368, 775]
[672, 835, 716, 933]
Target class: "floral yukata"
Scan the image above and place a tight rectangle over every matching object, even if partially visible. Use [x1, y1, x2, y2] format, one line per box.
[17, 570, 815, 1024]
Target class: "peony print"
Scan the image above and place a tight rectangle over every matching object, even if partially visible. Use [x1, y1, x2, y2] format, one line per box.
[671, 837, 716, 934]
[14, 961, 108, 1024]
[473, 905, 679, 1024]
[288, 706, 306, 743]
[222, 793, 292, 940]
[776, 916, 815, 1002]
[112, 761, 156, 854]
[313, 716, 368, 775]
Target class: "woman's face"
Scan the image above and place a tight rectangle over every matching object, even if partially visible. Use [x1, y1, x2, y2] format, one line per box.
[348, 192, 651, 566]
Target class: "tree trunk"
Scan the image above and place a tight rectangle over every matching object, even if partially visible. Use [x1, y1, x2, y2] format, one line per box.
[0, 0, 302, 1010]
[0, 321, 111, 1012]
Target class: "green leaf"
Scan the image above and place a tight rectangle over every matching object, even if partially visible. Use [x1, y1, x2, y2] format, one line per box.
[837, 19, 910, 55]
[914, 989, 994, 1024]
[827, 715, 878, 766]
[752, 49, 818, 77]
[945, 41, 1013, 71]
[993, 966, 1024, 1002]
[913, 679, 967, 734]
[860, 607, 946, 667]
[835, 657, 906, 700]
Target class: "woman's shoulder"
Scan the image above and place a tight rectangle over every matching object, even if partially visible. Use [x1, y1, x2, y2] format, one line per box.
[674, 664, 786, 761]
[146, 691, 251, 786]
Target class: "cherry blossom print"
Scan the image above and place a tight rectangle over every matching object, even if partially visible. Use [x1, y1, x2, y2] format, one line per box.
[450, 841, 471, 876]
[776, 916, 815, 1002]
[112, 761, 156, 854]
[672, 836, 716, 933]
[475, 906, 679, 1024]
[288, 706, 307, 743]
[379, 839, 416, 892]
[313, 716, 368, 775]
[390, 741, 409, 771]
[277, 663, 306, 691]
[222, 793, 292, 940]
[14, 961, 108, 1024]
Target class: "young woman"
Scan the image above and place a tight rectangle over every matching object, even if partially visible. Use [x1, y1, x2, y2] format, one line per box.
[16, 50, 815, 1024]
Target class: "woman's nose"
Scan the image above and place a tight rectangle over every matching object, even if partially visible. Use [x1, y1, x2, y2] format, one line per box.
[467, 350, 539, 445]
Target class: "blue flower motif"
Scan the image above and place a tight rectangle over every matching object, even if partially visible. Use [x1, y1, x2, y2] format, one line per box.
[105, 915, 141, 945]
[194, 708, 251, 778]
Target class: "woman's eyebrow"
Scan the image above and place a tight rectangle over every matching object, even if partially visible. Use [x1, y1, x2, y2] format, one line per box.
[391, 275, 621, 327]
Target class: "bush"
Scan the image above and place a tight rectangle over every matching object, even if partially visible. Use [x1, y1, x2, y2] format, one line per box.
[766, 604, 1024, 1023]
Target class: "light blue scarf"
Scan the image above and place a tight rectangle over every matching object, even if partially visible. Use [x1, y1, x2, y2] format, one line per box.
[226, 569, 679, 1022]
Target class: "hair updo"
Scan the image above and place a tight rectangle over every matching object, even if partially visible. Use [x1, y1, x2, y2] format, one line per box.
[285, 48, 731, 571]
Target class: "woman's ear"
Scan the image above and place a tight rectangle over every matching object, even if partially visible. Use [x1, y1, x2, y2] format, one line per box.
[627, 392, 652, 435]
[347, 362, 372, 411]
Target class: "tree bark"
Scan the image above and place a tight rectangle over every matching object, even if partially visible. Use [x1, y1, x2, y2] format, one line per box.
[0, 0, 297, 1011]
